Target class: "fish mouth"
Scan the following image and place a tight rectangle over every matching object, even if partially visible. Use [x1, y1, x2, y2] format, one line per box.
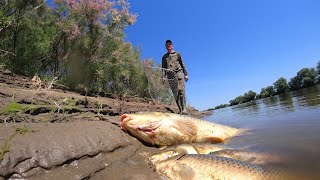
[135, 121, 161, 135]
[120, 114, 161, 134]
[120, 114, 132, 130]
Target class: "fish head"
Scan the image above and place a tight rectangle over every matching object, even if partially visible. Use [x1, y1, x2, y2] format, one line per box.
[146, 144, 199, 166]
[120, 112, 167, 145]
[154, 154, 195, 179]
[120, 112, 199, 146]
[146, 150, 180, 166]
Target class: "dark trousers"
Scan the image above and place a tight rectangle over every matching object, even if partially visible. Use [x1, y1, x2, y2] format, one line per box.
[167, 71, 186, 113]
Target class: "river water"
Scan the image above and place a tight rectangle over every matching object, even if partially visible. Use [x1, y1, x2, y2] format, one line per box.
[204, 85, 320, 179]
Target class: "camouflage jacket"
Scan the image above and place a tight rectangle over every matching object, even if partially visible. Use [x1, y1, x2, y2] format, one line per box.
[162, 51, 188, 76]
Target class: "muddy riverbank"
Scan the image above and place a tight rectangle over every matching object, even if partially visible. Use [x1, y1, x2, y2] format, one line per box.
[0, 69, 211, 179]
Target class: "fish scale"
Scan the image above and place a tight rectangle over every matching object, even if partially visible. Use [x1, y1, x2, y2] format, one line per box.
[155, 154, 291, 180]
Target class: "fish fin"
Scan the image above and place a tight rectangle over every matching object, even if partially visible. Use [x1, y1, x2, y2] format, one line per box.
[158, 145, 168, 150]
[245, 157, 258, 163]
[174, 120, 198, 137]
[172, 163, 195, 180]
[189, 144, 201, 154]
[236, 128, 251, 136]
[176, 146, 199, 154]
[204, 136, 224, 143]
[240, 143, 258, 150]
[175, 147, 190, 154]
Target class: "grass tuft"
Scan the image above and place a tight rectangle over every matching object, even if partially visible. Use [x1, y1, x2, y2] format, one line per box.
[16, 125, 29, 135]
[0, 143, 10, 161]
[2, 101, 25, 114]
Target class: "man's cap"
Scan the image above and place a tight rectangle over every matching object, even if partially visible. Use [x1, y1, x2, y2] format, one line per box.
[165, 40, 172, 44]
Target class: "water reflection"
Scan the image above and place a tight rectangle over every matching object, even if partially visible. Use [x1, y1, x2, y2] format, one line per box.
[302, 86, 320, 107]
[278, 92, 294, 112]
[291, 86, 320, 109]
[205, 85, 320, 179]
[230, 101, 260, 117]
[262, 95, 279, 107]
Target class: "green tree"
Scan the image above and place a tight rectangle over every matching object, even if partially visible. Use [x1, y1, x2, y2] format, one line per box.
[289, 68, 317, 90]
[300, 68, 317, 88]
[243, 90, 256, 103]
[213, 104, 229, 110]
[229, 95, 244, 106]
[273, 77, 289, 95]
[316, 61, 320, 74]
[288, 76, 300, 90]
[0, 0, 52, 75]
[255, 93, 262, 99]
[0, 1, 152, 98]
[315, 61, 320, 84]
[260, 86, 275, 98]
[229, 90, 256, 106]
[302, 76, 315, 87]
[52, 0, 137, 89]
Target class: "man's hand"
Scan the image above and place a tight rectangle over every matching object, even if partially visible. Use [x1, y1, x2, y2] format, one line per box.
[185, 75, 188, 82]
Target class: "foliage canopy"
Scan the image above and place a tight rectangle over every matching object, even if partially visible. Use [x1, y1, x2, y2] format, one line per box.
[0, 0, 167, 100]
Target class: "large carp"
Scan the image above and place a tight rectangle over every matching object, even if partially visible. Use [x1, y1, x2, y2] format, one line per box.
[154, 154, 293, 180]
[120, 112, 243, 146]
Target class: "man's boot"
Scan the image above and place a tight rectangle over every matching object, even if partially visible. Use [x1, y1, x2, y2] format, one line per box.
[176, 98, 182, 113]
[179, 95, 187, 115]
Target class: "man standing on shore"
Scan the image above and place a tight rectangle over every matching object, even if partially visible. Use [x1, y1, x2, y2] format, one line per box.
[162, 40, 188, 114]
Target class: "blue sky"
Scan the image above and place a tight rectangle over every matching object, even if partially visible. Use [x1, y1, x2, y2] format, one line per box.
[125, 0, 320, 110]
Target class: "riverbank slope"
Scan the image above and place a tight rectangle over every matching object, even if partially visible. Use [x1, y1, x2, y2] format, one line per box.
[0, 69, 212, 179]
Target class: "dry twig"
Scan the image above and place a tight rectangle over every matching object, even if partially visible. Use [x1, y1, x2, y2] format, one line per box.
[47, 77, 57, 90]
[53, 100, 61, 113]
[0, 49, 16, 58]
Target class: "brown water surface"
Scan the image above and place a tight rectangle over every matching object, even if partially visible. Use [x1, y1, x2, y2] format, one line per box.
[204, 85, 320, 179]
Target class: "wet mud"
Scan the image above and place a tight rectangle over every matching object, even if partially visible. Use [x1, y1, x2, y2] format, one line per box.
[0, 69, 211, 179]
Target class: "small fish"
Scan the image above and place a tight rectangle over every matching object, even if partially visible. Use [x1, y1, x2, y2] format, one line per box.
[120, 112, 243, 146]
[154, 154, 290, 180]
